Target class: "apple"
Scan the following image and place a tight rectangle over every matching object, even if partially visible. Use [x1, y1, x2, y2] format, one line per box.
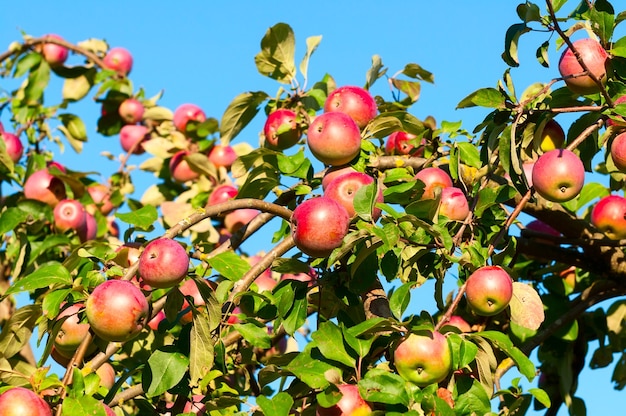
[102, 403, 116, 416]
[179, 278, 216, 324]
[0, 387, 52, 416]
[414, 167, 453, 200]
[87, 184, 115, 215]
[41, 34, 69, 66]
[590, 194, 626, 240]
[103, 47, 133, 75]
[316, 384, 372, 416]
[114, 242, 142, 268]
[107, 217, 120, 238]
[24, 168, 67, 206]
[207, 184, 238, 206]
[53, 199, 87, 232]
[263, 108, 302, 150]
[307, 112, 362, 166]
[439, 315, 472, 333]
[611, 132, 626, 172]
[224, 208, 259, 234]
[208, 144, 237, 170]
[439, 187, 470, 221]
[324, 85, 378, 129]
[183, 395, 207, 415]
[558, 38, 608, 95]
[169, 150, 201, 182]
[120, 124, 148, 154]
[291, 197, 351, 258]
[78, 212, 98, 242]
[85, 279, 149, 342]
[532, 149, 585, 202]
[1, 132, 24, 163]
[465, 265, 513, 316]
[280, 267, 317, 287]
[394, 331, 452, 387]
[138, 238, 189, 288]
[173, 103, 206, 132]
[53, 303, 91, 358]
[525, 219, 561, 244]
[118, 98, 144, 124]
[607, 95, 626, 127]
[323, 171, 383, 220]
[536, 119, 565, 152]
[385, 131, 425, 156]
[254, 273, 277, 292]
[96, 362, 116, 390]
[321, 165, 358, 190]
[148, 310, 166, 331]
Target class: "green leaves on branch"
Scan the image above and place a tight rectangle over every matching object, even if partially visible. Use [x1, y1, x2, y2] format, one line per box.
[144, 349, 190, 397]
[255, 23, 297, 84]
[220, 91, 269, 144]
[115, 205, 158, 230]
[457, 88, 508, 109]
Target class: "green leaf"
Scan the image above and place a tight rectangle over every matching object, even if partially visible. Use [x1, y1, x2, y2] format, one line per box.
[584, 0, 614, 44]
[360, 369, 410, 406]
[285, 349, 336, 389]
[5, 261, 72, 295]
[457, 88, 507, 109]
[391, 78, 421, 104]
[190, 310, 214, 386]
[256, 392, 294, 416]
[114, 205, 158, 230]
[528, 387, 551, 408]
[366, 111, 425, 139]
[255, 23, 296, 84]
[145, 349, 190, 397]
[353, 182, 378, 222]
[402, 63, 434, 83]
[389, 282, 411, 320]
[14, 52, 42, 78]
[454, 377, 493, 416]
[61, 396, 107, 416]
[365, 54, 387, 89]
[24, 59, 51, 105]
[0, 207, 31, 235]
[611, 36, 626, 58]
[233, 322, 272, 349]
[502, 24, 531, 67]
[210, 251, 250, 281]
[478, 331, 536, 381]
[536, 41, 551, 68]
[457, 141, 481, 168]
[219, 91, 269, 144]
[311, 321, 356, 368]
[300, 35, 322, 82]
[62, 67, 96, 101]
[0, 305, 41, 359]
[517, 2, 541, 22]
[58, 113, 88, 141]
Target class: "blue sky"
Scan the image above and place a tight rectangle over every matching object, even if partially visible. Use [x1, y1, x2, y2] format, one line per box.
[1, 1, 623, 414]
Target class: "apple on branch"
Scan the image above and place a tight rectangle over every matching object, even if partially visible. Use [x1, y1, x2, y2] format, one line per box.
[103, 47, 133, 75]
[263, 108, 302, 150]
[307, 112, 361, 166]
[324, 85, 378, 129]
[465, 265, 513, 316]
[394, 331, 452, 387]
[532, 149, 585, 203]
[558, 38, 608, 95]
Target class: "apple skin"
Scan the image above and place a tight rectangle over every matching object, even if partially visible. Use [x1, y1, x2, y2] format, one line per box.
[119, 124, 148, 154]
[208, 144, 237, 170]
[42, 34, 69, 66]
[207, 184, 238, 206]
[53, 303, 91, 358]
[173, 103, 206, 132]
[53, 199, 87, 232]
[537, 119, 565, 152]
[307, 112, 362, 166]
[558, 38, 608, 95]
[394, 331, 452, 387]
[532, 149, 585, 202]
[85, 279, 149, 342]
[118, 98, 144, 124]
[148, 310, 167, 330]
[280, 267, 317, 287]
[179, 278, 217, 324]
[103, 47, 133, 75]
[96, 362, 116, 390]
[526, 219, 561, 244]
[24, 168, 67, 206]
[169, 150, 201, 182]
[385, 131, 425, 156]
[263, 109, 302, 150]
[1, 132, 24, 163]
[0, 387, 52, 416]
[414, 167, 453, 200]
[590, 194, 626, 240]
[138, 238, 189, 288]
[439, 187, 470, 221]
[102, 403, 116, 416]
[224, 208, 259, 234]
[440, 315, 472, 333]
[291, 197, 351, 258]
[77, 212, 97, 242]
[321, 165, 358, 190]
[323, 171, 383, 221]
[87, 184, 114, 215]
[465, 265, 513, 316]
[610, 132, 626, 172]
[316, 384, 372, 416]
[324, 86, 378, 129]
[607, 95, 626, 127]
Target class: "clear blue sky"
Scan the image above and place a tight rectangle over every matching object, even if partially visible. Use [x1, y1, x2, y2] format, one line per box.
[2, 1, 623, 414]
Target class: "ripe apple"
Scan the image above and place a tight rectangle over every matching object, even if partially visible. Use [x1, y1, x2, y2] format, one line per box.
[439, 315, 472, 333]
[53, 303, 90, 358]
[414, 167, 453, 200]
[103, 47, 133, 75]
[85, 279, 149, 342]
[207, 184, 238, 206]
[590, 194, 626, 240]
[1, 132, 24, 163]
[324, 85, 378, 129]
[307, 111, 362, 166]
[291, 197, 350, 258]
[224, 208, 259, 234]
[179, 278, 216, 324]
[148, 310, 167, 330]
[323, 171, 383, 220]
[24, 168, 67, 206]
[321, 165, 358, 190]
[280, 267, 317, 287]
[536, 119, 565, 152]
[316, 384, 372, 416]
[532, 149, 585, 202]
[607, 95, 626, 127]
[169, 150, 201, 182]
[525, 219, 561, 244]
[87, 184, 114, 215]
[0, 387, 52, 416]
[208, 144, 237, 170]
[102, 403, 116, 416]
[465, 265, 513, 316]
[42, 34, 69, 66]
[120, 124, 148, 154]
[385, 131, 425, 156]
[263, 108, 302, 150]
[173, 103, 206, 132]
[439, 187, 470, 221]
[138, 238, 189, 288]
[394, 331, 452, 387]
[118, 98, 144, 124]
[96, 362, 116, 390]
[53, 199, 87, 232]
[78, 212, 98, 242]
[558, 38, 608, 95]
[611, 132, 626, 172]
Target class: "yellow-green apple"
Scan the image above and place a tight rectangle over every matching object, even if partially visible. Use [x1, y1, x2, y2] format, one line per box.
[532, 149, 585, 202]
[558, 38, 608, 95]
[394, 331, 452, 387]
[41, 34, 68, 66]
[610, 132, 626, 172]
[173, 103, 206, 132]
[86, 183, 114, 215]
[1, 132, 24, 163]
[224, 208, 258, 234]
[536, 119, 565, 152]
[103, 47, 133, 75]
[414, 167, 453, 199]
[324, 85, 378, 129]
[95, 362, 116, 390]
[323, 171, 383, 220]
[0, 387, 52, 416]
[53, 199, 87, 232]
[120, 124, 148, 154]
[465, 265, 513, 316]
[138, 238, 189, 288]
[591, 194, 626, 239]
[208, 144, 237, 170]
[85, 279, 149, 342]
[169, 150, 202, 182]
[118, 98, 144, 124]
[439, 187, 470, 221]
[385, 131, 425, 156]
[263, 108, 303, 150]
[207, 184, 238, 206]
[316, 384, 372, 416]
[291, 197, 350, 258]
[607, 95, 626, 127]
[24, 168, 67, 206]
[307, 112, 361, 166]
[321, 165, 358, 190]
[53, 303, 93, 359]
[560, 266, 577, 290]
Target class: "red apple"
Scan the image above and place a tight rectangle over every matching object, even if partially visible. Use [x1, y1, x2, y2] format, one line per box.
[53, 199, 87, 232]
[280, 267, 317, 287]
[0, 387, 52, 416]
[607, 95, 626, 127]
[208, 144, 237, 170]
[324, 86, 378, 129]
[440, 315, 472, 333]
[87, 184, 114, 215]
[138, 238, 189, 289]
[169, 150, 201, 182]
[183, 395, 207, 415]
[102, 403, 116, 416]
[179, 278, 216, 324]
[291, 197, 351, 258]
[24, 168, 67, 206]
[254, 273, 277, 292]
[85, 279, 149, 342]
[103, 47, 133, 75]
[385, 131, 424, 156]
[590, 194, 626, 240]
[263, 109, 302, 150]
[526, 219, 561, 244]
[53, 303, 90, 358]
[323, 171, 383, 220]
[96, 362, 116, 390]
[207, 184, 238, 206]
[173, 103, 206, 132]
[321, 165, 358, 190]
[42, 34, 69, 66]
[536, 119, 565, 152]
[465, 265, 513, 316]
[307, 112, 362, 166]
[148, 310, 166, 330]
[558, 38, 608, 95]
[120, 124, 148, 154]
[118, 98, 144, 124]
[316, 384, 372, 416]
[532, 149, 585, 202]
[78, 212, 98, 242]
[224, 208, 259, 234]
[611, 132, 626, 172]
[1, 132, 24, 163]
[414, 167, 453, 200]
[394, 331, 452, 387]
[439, 187, 470, 221]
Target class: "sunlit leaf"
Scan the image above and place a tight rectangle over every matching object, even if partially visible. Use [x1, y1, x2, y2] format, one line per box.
[220, 91, 269, 144]
[145, 349, 189, 397]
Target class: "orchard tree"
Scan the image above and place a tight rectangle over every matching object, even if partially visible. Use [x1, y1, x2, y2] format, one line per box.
[1, 1, 626, 415]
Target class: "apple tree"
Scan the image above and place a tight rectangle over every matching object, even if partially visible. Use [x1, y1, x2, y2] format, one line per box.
[0, 0, 626, 415]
